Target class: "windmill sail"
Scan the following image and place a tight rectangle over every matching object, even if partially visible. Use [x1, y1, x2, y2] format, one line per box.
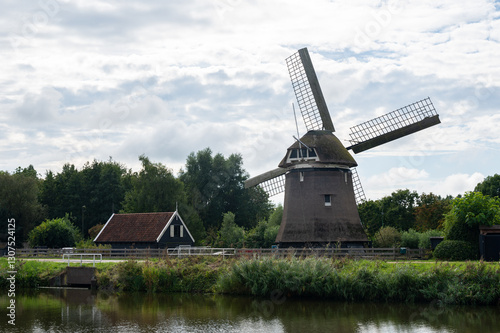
[286, 48, 335, 132]
[346, 97, 440, 154]
[244, 167, 286, 196]
[351, 168, 366, 205]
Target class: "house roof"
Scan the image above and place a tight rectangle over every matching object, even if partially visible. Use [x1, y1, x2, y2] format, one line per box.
[94, 212, 175, 243]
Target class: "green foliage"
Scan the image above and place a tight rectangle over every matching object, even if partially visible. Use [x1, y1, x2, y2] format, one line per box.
[94, 257, 224, 293]
[216, 258, 500, 305]
[2, 259, 67, 288]
[122, 155, 185, 213]
[433, 240, 478, 261]
[88, 223, 104, 240]
[443, 192, 500, 254]
[358, 199, 383, 237]
[446, 191, 500, 228]
[28, 215, 82, 248]
[417, 229, 444, 249]
[0, 166, 46, 245]
[40, 159, 129, 236]
[75, 238, 111, 249]
[358, 189, 419, 236]
[372, 226, 401, 248]
[400, 229, 420, 249]
[243, 205, 282, 248]
[400, 229, 444, 249]
[2, 258, 500, 305]
[474, 174, 500, 198]
[219, 212, 245, 247]
[179, 148, 272, 230]
[414, 193, 451, 231]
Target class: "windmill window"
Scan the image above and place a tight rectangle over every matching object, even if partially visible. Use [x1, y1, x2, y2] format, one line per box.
[170, 225, 175, 237]
[324, 195, 332, 207]
[300, 172, 304, 182]
[287, 148, 319, 162]
[180, 225, 184, 238]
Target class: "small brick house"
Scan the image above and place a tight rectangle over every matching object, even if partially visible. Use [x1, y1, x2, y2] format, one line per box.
[94, 211, 195, 249]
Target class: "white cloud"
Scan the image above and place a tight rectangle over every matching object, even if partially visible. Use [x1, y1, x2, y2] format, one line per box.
[0, 0, 499, 203]
[429, 172, 486, 197]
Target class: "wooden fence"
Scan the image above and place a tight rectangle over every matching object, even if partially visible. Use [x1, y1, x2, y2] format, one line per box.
[14, 247, 430, 260]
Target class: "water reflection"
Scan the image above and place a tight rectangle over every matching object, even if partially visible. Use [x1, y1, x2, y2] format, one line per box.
[1, 289, 499, 332]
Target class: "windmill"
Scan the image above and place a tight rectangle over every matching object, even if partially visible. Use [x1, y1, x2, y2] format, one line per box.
[245, 48, 441, 248]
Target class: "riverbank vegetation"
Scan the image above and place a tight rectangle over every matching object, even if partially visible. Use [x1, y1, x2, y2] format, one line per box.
[1, 257, 499, 306]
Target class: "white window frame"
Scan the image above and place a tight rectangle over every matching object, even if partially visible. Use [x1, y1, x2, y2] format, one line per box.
[287, 148, 319, 163]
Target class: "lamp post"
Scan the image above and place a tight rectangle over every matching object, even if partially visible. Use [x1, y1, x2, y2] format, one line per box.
[82, 205, 86, 235]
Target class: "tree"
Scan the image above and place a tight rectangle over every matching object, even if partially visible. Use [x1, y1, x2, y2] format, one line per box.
[80, 159, 128, 229]
[40, 159, 129, 236]
[28, 215, 82, 248]
[372, 226, 401, 248]
[219, 212, 245, 247]
[379, 189, 419, 231]
[474, 174, 500, 198]
[122, 155, 186, 213]
[0, 167, 46, 246]
[358, 199, 383, 237]
[244, 204, 282, 248]
[443, 191, 500, 253]
[358, 189, 419, 237]
[414, 193, 451, 231]
[179, 148, 271, 230]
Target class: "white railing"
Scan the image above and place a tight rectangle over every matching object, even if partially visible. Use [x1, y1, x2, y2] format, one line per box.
[62, 253, 102, 267]
[14, 247, 430, 260]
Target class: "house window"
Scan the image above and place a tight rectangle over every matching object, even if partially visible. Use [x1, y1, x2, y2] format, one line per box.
[324, 195, 331, 207]
[180, 225, 184, 238]
[170, 225, 175, 237]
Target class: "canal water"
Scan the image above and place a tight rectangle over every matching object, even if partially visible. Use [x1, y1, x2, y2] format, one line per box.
[1, 289, 499, 332]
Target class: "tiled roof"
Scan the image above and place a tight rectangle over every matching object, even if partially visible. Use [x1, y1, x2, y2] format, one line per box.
[95, 212, 174, 243]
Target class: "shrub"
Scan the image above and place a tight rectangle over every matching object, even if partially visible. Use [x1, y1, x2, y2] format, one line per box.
[372, 226, 401, 248]
[433, 240, 478, 261]
[418, 229, 443, 249]
[28, 214, 82, 248]
[400, 229, 420, 249]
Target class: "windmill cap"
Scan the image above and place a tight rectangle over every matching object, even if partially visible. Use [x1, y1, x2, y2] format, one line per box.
[279, 130, 357, 168]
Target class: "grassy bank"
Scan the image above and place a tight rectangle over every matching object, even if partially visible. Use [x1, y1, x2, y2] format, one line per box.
[1, 257, 499, 305]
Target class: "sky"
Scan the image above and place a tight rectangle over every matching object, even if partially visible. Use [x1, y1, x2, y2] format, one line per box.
[1, 0, 499, 203]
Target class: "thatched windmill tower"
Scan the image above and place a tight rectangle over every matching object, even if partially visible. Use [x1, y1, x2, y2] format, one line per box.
[245, 48, 440, 248]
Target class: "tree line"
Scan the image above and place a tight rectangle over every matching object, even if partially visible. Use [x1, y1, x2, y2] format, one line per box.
[357, 173, 500, 239]
[0, 148, 273, 247]
[1, 148, 499, 250]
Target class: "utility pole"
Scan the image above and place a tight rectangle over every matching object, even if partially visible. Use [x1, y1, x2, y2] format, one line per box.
[82, 205, 86, 235]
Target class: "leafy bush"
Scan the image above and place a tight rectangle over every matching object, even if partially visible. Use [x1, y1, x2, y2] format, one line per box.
[75, 238, 111, 249]
[400, 229, 443, 249]
[28, 214, 82, 248]
[418, 229, 444, 249]
[372, 226, 401, 248]
[400, 229, 420, 249]
[433, 240, 478, 261]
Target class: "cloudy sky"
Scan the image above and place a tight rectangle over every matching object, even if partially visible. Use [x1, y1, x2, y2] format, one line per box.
[1, 0, 499, 202]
